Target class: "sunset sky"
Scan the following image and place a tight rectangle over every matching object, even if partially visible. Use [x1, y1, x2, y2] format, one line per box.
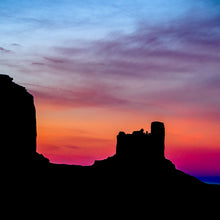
[0, 0, 220, 182]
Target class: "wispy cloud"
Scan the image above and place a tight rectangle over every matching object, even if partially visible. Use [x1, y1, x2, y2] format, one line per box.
[30, 83, 129, 109]
[30, 13, 220, 80]
[0, 46, 11, 53]
[25, 14, 219, 117]
[2, 11, 219, 122]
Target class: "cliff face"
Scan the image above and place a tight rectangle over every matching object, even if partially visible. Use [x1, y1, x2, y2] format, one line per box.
[0, 75, 37, 164]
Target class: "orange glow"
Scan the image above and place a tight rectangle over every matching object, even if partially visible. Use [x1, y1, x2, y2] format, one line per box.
[35, 99, 220, 174]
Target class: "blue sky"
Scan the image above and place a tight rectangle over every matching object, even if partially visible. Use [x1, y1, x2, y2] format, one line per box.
[1, 0, 218, 43]
[1, 0, 219, 85]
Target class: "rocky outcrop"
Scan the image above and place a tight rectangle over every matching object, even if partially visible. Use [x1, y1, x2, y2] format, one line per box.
[0, 74, 48, 166]
[116, 121, 165, 163]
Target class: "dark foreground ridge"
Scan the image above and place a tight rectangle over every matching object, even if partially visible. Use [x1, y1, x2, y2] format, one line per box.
[1, 74, 219, 206]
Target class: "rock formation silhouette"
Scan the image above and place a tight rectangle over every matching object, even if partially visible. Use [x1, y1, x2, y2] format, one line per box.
[0, 75, 36, 160]
[116, 121, 165, 162]
[1, 74, 219, 207]
[0, 74, 49, 168]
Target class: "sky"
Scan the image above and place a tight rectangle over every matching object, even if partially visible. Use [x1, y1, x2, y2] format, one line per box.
[0, 0, 220, 182]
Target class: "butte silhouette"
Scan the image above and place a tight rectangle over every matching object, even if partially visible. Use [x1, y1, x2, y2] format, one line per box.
[0, 74, 219, 205]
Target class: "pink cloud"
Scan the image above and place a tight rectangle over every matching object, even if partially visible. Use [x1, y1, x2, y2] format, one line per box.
[30, 83, 129, 109]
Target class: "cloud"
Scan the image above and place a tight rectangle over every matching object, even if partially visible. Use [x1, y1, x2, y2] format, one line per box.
[19, 14, 220, 121]
[32, 62, 45, 66]
[63, 145, 80, 150]
[30, 83, 129, 109]
[0, 46, 11, 53]
[36, 14, 220, 81]
[11, 43, 21, 47]
[44, 57, 65, 63]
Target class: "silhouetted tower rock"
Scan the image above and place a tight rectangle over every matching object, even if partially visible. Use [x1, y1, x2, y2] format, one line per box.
[0, 74, 37, 164]
[151, 121, 165, 159]
[116, 121, 165, 164]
